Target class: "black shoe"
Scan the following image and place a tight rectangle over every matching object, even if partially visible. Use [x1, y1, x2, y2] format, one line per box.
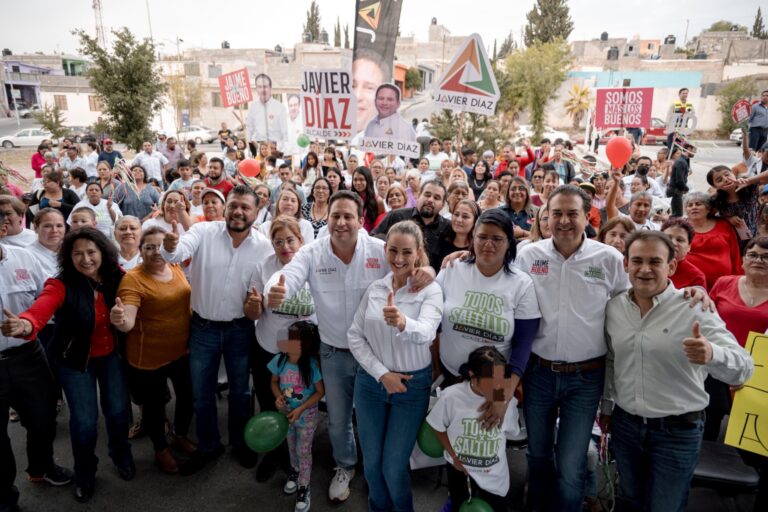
[117, 460, 136, 481]
[235, 448, 259, 469]
[28, 464, 74, 486]
[255, 455, 277, 482]
[74, 485, 94, 503]
[0, 486, 19, 512]
[179, 446, 224, 476]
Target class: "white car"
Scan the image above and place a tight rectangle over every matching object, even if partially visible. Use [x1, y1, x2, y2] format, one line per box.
[514, 124, 570, 143]
[176, 125, 218, 144]
[730, 128, 743, 146]
[0, 128, 53, 149]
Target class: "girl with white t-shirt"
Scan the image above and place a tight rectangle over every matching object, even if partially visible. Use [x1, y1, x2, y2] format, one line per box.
[436, 209, 541, 388]
[246, 215, 316, 478]
[427, 346, 519, 512]
[348, 220, 443, 511]
[260, 188, 315, 244]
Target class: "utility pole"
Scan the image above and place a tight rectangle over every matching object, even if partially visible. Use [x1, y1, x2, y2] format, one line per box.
[683, 19, 690, 46]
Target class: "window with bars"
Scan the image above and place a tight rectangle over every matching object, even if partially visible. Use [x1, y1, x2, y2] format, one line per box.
[211, 92, 222, 107]
[88, 95, 104, 111]
[53, 95, 68, 110]
[184, 63, 200, 76]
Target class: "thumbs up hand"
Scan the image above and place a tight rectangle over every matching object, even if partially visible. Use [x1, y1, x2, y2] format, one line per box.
[683, 320, 713, 365]
[163, 220, 180, 252]
[383, 291, 405, 331]
[1, 308, 31, 337]
[110, 297, 126, 327]
[245, 287, 263, 309]
[267, 274, 287, 309]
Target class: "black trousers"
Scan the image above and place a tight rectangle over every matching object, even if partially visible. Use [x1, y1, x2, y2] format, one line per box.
[0, 341, 57, 502]
[446, 463, 508, 512]
[126, 356, 194, 451]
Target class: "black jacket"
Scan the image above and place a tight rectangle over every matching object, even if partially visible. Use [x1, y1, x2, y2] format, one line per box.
[26, 188, 81, 226]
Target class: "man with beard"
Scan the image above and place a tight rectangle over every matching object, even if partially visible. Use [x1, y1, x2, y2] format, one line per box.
[161, 186, 272, 475]
[203, 157, 234, 199]
[160, 136, 184, 172]
[372, 181, 450, 273]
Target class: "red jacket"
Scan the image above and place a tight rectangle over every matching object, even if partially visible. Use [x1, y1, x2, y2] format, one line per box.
[495, 147, 535, 178]
[31, 153, 47, 178]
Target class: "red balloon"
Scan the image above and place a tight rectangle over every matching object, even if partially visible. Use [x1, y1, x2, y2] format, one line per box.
[605, 136, 633, 169]
[239, 159, 261, 178]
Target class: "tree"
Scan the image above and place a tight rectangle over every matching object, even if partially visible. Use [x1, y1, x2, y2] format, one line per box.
[334, 18, 341, 47]
[167, 76, 205, 131]
[563, 84, 591, 129]
[708, 20, 747, 32]
[524, 0, 574, 47]
[429, 109, 505, 153]
[505, 41, 571, 140]
[498, 32, 516, 59]
[32, 104, 68, 141]
[75, 27, 166, 150]
[753, 8, 767, 39]
[303, 0, 321, 42]
[405, 67, 422, 91]
[717, 76, 756, 136]
[344, 24, 350, 49]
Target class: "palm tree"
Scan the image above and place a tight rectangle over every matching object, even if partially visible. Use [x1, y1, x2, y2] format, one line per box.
[564, 84, 592, 129]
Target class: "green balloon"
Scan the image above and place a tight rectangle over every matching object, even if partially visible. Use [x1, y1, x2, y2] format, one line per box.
[459, 497, 494, 512]
[244, 411, 289, 453]
[297, 134, 310, 148]
[417, 420, 444, 458]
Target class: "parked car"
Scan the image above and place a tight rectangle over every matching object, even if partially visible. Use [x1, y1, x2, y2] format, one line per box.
[0, 127, 53, 149]
[20, 104, 42, 119]
[65, 126, 97, 143]
[177, 125, 218, 144]
[514, 124, 570, 143]
[730, 128, 743, 146]
[639, 117, 668, 145]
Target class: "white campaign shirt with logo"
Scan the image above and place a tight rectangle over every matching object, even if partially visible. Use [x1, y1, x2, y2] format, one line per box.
[264, 232, 388, 349]
[0, 245, 46, 351]
[251, 253, 316, 354]
[427, 381, 516, 497]
[515, 237, 629, 362]
[26, 241, 58, 278]
[436, 262, 541, 376]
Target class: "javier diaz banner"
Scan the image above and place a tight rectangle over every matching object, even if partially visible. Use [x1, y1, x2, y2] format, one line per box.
[433, 33, 500, 116]
[300, 69, 356, 141]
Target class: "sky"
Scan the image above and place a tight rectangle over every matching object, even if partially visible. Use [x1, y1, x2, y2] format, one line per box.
[3, 0, 764, 56]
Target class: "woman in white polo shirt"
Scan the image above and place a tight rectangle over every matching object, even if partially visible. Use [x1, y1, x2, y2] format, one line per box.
[437, 209, 541, 388]
[348, 220, 443, 512]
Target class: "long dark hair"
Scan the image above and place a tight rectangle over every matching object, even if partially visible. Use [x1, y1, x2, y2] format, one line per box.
[58, 227, 123, 291]
[465, 209, 517, 274]
[707, 165, 753, 214]
[472, 160, 491, 182]
[352, 167, 378, 226]
[303, 151, 319, 173]
[277, 321, 321, 388]
[308, 177, 331, 205]
[325, 168, 346, 192]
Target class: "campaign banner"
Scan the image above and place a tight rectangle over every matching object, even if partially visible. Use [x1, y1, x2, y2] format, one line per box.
[731, 99, 752, 125]
[594, 87, 654, 129]
[725, 331, 768, 457]
[300, 69, 356, 141]
[218, 68, 252, 108]
[433, 33, 500, 116]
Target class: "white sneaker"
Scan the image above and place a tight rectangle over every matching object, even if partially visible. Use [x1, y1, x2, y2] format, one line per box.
[283, 469, 299, 495]
[328, 467, 354, 502]
[295, 486, 311, 512]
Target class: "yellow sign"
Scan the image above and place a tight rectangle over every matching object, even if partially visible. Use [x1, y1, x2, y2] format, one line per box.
[725, 331, 768, 456]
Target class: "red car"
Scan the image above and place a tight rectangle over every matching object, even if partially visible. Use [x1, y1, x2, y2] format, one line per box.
[575, 117, 667, 146]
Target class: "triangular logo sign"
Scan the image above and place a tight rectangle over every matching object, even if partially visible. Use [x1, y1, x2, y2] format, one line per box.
[358, 2, 381, 30]
[433, 33, 500, 116]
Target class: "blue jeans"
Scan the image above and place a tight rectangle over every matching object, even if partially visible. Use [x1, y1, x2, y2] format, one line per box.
[57, 351, 132, 487]
[612, 407, 704, 512]
[523, 359, 605, 512]
[319, 342, 359, 470]
[189, 314, 254, 454]
[354, 366, 431, 512]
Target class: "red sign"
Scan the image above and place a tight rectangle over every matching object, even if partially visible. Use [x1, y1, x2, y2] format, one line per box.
[731, 99, 752, 124]
[594, 87, 654, 129]
[218, 68, 252, 108]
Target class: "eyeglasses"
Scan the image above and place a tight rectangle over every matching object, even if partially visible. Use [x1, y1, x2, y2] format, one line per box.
[509, 186, 527, 192]
[532, 175, 544, 180]
[273, 237, 298, 248]
[475, 234, 508, 247]
[745, 252, 768, 263]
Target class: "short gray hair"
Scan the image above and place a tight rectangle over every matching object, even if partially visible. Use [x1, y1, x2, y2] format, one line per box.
[629, 191, 653, 206]
[683, 191, 712, 209]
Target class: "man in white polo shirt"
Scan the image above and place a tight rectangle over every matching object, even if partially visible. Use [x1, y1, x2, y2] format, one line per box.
[161, 185, 272, 475]
[602, 230, 753, 511]
[131, 141, 169, 185]
[0, 210, 74, 511]
[266, 190, 434, 503]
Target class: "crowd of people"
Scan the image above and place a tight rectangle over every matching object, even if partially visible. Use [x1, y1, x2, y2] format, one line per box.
[0, 121, 765, 512]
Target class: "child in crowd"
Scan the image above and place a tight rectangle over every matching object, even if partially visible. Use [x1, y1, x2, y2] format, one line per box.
[68, 206, 98, 230]
[268, 321, 324, 512]
[427, 346, 518, 512]
[167, 159, 195, 197]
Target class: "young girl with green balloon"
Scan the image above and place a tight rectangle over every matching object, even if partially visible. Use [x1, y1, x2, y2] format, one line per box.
[427, 346, 519, 512]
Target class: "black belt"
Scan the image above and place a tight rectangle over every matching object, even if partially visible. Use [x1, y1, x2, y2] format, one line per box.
[533, 354, 605, 373]
[0, 340, 39, 361]
[616, 406, 704, 429]
[192, 312, 248, 326]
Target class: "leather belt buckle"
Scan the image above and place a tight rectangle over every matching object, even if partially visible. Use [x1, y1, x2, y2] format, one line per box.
[550, 361, 567, 372]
